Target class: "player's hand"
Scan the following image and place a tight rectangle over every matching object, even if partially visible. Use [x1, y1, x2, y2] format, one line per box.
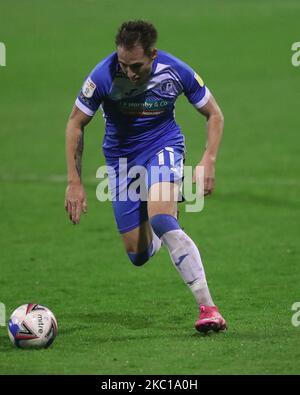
[192, 157, 215, 196]
[64, 183, 87, 224]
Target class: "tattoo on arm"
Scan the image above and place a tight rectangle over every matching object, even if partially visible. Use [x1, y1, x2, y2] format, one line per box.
[75, 130, 84, 179]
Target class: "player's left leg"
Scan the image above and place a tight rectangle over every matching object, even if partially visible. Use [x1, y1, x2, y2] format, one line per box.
[120, 220, 162, 266]
[148, 181, 227, 333]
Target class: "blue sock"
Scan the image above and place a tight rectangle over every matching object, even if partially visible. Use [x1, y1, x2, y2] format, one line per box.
[150, 214, 180, 238]
[127, 242, 154, 266]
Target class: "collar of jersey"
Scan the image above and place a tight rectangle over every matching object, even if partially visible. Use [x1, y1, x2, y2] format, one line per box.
[151, 55, 159, 75]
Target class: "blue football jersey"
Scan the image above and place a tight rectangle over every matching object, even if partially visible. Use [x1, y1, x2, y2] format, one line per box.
[75, 50, 210, 159]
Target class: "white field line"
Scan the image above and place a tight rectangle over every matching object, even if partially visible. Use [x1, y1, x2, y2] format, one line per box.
[0, 174, 300, 187]
[0, 174, 96, 185]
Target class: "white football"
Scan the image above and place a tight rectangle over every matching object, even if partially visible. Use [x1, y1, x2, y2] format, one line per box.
[8, 304, 58, 349]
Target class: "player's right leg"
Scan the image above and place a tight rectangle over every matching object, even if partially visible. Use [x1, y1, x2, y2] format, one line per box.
[106, 155, 162, 267]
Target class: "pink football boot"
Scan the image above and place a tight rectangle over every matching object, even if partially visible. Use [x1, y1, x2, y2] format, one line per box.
[195, 305, 227, 333]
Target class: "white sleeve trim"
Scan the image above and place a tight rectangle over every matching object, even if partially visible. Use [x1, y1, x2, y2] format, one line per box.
[75, 98, 95, 116]
[193, 87, 211, 109]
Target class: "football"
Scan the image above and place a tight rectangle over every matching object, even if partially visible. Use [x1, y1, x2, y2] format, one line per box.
[8, 304, 58, 349]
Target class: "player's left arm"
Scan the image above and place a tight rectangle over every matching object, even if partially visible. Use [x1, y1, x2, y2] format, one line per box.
[193, 93, 224, 196]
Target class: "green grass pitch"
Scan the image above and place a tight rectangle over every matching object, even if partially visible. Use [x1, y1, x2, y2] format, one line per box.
[0, 0, 300, 374]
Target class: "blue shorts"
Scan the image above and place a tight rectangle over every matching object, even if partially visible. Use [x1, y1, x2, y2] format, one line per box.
[106, 146, 184, 233]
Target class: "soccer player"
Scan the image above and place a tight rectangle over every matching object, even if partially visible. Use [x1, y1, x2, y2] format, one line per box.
[65, 20, 227, 333]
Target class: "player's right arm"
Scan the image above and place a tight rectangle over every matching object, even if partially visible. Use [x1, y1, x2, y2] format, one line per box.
[65, 106, 93, 225]
[65, 55, 115, 223]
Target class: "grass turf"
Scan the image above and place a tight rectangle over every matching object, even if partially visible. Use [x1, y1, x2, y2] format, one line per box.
[0, 0, 300, 374]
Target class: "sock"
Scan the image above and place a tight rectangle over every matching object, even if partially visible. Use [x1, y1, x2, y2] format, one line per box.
[150, 214, 214, 307]
[127, 228, 162, 266]
[151, 229, 163, 255]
